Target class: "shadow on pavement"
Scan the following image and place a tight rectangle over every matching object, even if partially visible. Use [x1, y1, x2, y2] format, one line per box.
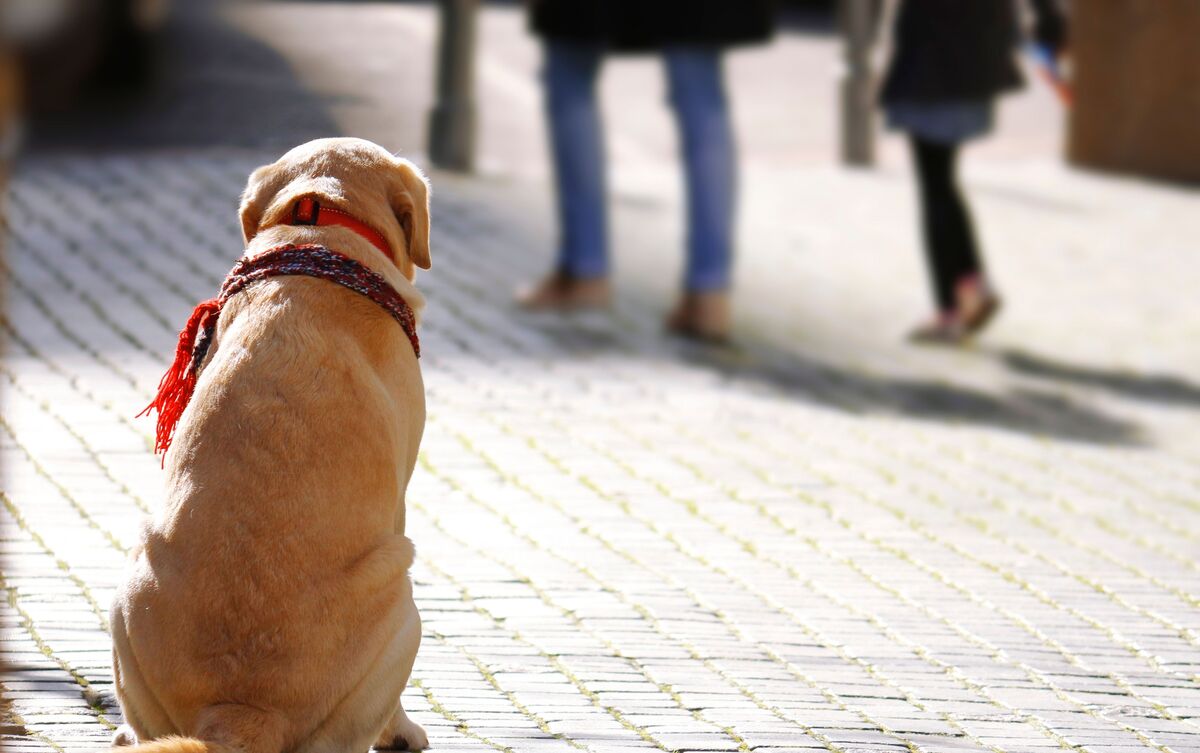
[999, 347, 1200, 408]
[511, 314, 1143, 446]
[668, 337, 1142, 447]
[497, 297, 1143, 448]
[27, 0, 339, 153]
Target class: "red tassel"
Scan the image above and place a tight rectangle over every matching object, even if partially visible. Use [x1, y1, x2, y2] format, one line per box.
[139, 298, 221, 459]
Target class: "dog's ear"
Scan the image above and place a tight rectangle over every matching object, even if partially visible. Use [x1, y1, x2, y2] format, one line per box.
[389, 158, 431, 271]
[239, 162, 285, 245]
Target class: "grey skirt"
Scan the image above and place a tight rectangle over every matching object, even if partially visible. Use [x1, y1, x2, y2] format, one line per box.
[886, 99, 995, 144]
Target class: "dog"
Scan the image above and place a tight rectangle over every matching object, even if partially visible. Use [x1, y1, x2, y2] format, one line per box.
[110, 138, 432, 753]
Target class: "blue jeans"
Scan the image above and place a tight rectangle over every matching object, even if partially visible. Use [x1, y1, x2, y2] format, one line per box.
[543, 41, 736, 291]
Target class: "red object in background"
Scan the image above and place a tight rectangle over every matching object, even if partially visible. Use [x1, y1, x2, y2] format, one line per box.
[1029, 43, 1073, 106]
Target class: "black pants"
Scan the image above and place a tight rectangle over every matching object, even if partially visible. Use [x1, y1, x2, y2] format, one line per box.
[910, 137, 982, 311]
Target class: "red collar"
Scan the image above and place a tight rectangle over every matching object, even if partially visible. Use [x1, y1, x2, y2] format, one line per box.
[287, 197, 392, 259]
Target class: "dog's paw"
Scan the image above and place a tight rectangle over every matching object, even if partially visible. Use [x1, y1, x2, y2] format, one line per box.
[375, 718, 428, 751]
[112, 725, 138, 747]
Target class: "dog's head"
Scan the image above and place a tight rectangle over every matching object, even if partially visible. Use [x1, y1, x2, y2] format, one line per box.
[239, 138, 431, 278]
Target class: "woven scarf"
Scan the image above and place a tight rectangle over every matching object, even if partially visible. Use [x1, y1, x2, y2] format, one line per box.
[139, 244, 420, 457]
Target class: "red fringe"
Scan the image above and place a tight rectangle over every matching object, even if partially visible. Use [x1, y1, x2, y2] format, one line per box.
[138, 298, 221, 459]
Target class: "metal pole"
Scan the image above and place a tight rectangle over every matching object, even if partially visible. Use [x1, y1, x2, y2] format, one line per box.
[428, 0, 478, 172]
[839, 0, 878, 166]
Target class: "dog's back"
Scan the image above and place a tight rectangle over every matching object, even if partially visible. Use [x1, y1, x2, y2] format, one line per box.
[112, 138, 432, 753]
[115, 272, 422, 749]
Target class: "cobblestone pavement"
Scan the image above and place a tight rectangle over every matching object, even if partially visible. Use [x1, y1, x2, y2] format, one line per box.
[4, 146, 1200, 753]
[4, 3, 1200, 753]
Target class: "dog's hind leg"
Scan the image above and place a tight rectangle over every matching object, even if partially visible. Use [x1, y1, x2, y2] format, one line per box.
[375, 699, 428, 752]
[112, 603, 176, 743]
[191, 703, 288, 753]
[112, 724, 139, 747]
[111, 705, 288, 753]
[374, 593, 426, 751]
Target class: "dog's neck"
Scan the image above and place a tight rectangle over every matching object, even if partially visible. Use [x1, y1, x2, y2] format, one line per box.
[281, 197, 392, 259]
[249, 207, 426, 325]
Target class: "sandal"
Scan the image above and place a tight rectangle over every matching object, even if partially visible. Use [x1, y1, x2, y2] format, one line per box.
[515, 269, 611, 311]
[666, 291, 731, 343]
[908, 311, 967, 345]
[955, 275, 1002, 335]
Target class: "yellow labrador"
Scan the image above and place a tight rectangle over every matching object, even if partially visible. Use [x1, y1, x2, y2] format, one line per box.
[111, 138, 431, 753]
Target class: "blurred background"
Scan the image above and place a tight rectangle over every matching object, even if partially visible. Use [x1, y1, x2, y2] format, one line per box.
[2, 2, 1200, 753]
[3, 0, 1194, 437]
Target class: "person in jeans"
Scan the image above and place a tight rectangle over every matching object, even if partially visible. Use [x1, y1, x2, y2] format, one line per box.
[881, 0, 1066, 344]
[518, 1, 775, 341]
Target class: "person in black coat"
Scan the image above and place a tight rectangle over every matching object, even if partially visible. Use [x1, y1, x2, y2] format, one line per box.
[881, 0, 1067, 343]
[529, 0, 775, 53]
[518, 0, 775, 342]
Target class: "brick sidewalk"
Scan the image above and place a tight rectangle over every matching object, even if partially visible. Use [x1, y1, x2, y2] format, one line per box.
[2, 143, 1200, 753]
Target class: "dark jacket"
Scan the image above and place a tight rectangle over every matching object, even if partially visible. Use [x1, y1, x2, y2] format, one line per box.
[528, 0, 776, 52]
[881, 0, 1067, 104]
